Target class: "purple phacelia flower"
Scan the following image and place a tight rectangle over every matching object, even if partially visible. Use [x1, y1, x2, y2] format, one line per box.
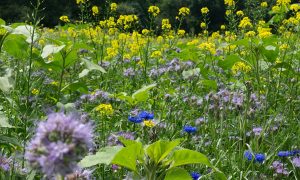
[107, 132, 135, 146]
[0, 155, 11, 172]
[292, 157, 300, 167]
[25, 112, 94, 177]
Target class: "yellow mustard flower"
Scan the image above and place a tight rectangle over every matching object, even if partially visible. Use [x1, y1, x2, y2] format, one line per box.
[239, 17, 252, 28]
[220, 25, 226, 30]
[148, 6, 160, 17]
[260, 2, 268, 8]
[177, 29, 185, 36]
[143, 120, 155, 128]
[178, 7, 190, 16]
[151, 50, 162, 58]
[236, 10, 244, 17]
[59, 16, 70, 23]
[276, 0, 291, 6]
[224, 0, 235, 6]
[201, 7, 209, 14]
[92, 6, 99, 16]
[31, 89, 39, 95]
[200, 22, 206, 29]
[162, 19, 171, 30]
[232, 61, 251, 75]
[95, 104, 113, 115]
[290, 4, 300, 12]
[110, 3, 117, 11]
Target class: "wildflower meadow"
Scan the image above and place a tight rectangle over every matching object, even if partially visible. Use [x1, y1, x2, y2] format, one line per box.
[0, 0, 299, 179]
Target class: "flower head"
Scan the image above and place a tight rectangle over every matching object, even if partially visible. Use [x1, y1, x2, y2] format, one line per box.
[178, 7, 190, 16]
[201, 7, 209, 14]
[278, 151, 293, 157]
[292, 157, 300, 167]
[148, 6, 160, 17]
[95, 104, 113, 115]
[255, 153, 265, 163]
[110, 3, 117, 12]
[128, 116, 143, 123]
[190, 172, 201, 180]
[92, 6, 99, 16]
[25, 112, 94, 177]
[59, 16, 70, 23]
[183, 125, 197, 133]
[244, 150, 253, 161]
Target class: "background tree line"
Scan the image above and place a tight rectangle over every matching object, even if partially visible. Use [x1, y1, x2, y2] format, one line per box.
[0, 0, 287, 33]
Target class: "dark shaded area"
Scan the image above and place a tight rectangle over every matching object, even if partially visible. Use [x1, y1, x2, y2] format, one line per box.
[0, 0, 295, 33]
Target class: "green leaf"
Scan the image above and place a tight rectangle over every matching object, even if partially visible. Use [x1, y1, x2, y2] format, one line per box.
[164, 167, 192, 180]
[170, 149, 212, 168]
[132, 83, 156, 102]
[82, 58, 106, 73]
[201, 80, 217, 91]
[114, 92, 135, 105]
[79, 146, 123, 168]
[0, 112, 13, 128]
[26, 170, 36, 180]
[0, 18, 5, 25]
[3, 34, 28, 58]
[261, 45, 278, 63]
[112, 142, 144, 172]
[12, 25, 37, 43]
[182, 68, 200, 80]
[146, 139, 181, 164]
[41, 44, 65, 59]
[218, 54, 241, 70]
[60, 81, 88, 93]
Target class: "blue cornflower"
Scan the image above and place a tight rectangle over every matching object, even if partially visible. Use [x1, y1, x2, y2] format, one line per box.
[138, 111, 154, 120]
[278, 151, 293, 157]
[128, 116, 143, 123]
[183, 125, 197, 133]
[291, 150, 300, 156]
[244, 151, 253, 161]
[190, 172, 201, 180]
[255, 154, 265, 163]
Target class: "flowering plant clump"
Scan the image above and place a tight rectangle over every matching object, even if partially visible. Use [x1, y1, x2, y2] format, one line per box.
[25, 112, 94, 177]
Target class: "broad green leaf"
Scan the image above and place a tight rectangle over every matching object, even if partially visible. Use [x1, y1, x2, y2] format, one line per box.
[218, 54, 241, 70]
[170, 149, 212, 168]
[0, 18, 5, 25]
[261, 45, 278, 63]
[79, 146, 123, 168]
[182, 68, 200, 80]
[211, 168, 227, 180]
[164, 167, 192, 180]
[3, 34, 28, 58]
[132, 83, 156, 102]
[79, 69, 90, 78]
[112, 142, 143, 172]
[41, 44, 65, 59]
[146, 139, 181, 164]
[201, 80, 217, 91]
[0, 113, 13, 128]
[61, 81, 88, 93]
[82, 58, 106, 73]
[12, 25, 38, 43]
[118, 136, 138, 147]
[114, 92, 134, 105]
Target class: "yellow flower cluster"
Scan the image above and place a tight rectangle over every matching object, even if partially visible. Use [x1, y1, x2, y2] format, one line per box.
[239, 17, 252, 28]
[224, 0, 235, 6]
[245, 31, 256, 37]
[257, 27, 272, 38]
[198, 42, 216, 54]
[162, 19, 171, 30]
[142, 29, 150, 35]
[59, 16, 70, 23]
[260, 2, 268, 8]
[151, 50, 162, 58]
[276, 0, 291, 6]
[178, 7, 190, 16]
[76, 0, 87, 4]
[31, 89, 39, 95]
[117, 15, 138, 30]
[148, 6, 160, 17]
[92, 6, 99, 16]
[110, 3, 117, 12]
[95, 104, 114, 115]
[200, 22, 206, 29]
[279, 43, 289, 50]
[201, 7, 209, 14]
[177, 29, 185, 36]
[100, 17, 116, 28]
[232, 61, 251, 75]
[144, 120, 155, 128]
[236, 10, 244, 17]
[290, 4, 300, 12]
